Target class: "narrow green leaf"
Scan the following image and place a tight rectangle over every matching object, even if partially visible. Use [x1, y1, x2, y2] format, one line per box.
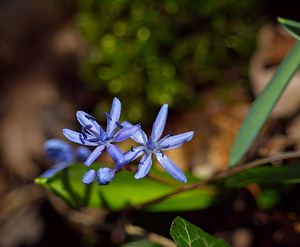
[224, 164, 300, 188]
[170, 216, 230, 247]
[229, 41, 300, 167]
[278, 17, 300, 40]
[35, 164, 216, 212]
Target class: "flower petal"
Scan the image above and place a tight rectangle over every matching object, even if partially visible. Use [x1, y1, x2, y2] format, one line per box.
[76, 111, 100, 134]
[106, 97, 121, 136]
[151, 104, 168, 142]
[76, 147, 91, 162]
[44, 139, 73, 162]
[121, 146, 144, 169]
[82, 169, 97, 184]
[122, 121, 147, 144]
[158, 131, 194, 150]
[63, 129, 98, 146]
[84, 145, 105, 166]
[135, 154, 153, 179]
[40, 162, 70, 178]
[97, 167, 115, 185]
[107, 144, 124, 167]
[113, 124, 141, 142]
[155, 153, 187, 183]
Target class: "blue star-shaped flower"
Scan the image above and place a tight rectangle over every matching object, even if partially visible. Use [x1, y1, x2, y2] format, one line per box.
[40, 139, 91, 178]
[122, 104, 194, 183]
[82, 167, 116, 185]
[63, 97, 140, 167]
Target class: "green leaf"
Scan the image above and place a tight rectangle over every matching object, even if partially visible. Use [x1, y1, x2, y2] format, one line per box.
[122, 240, 162, 247]
[35, 164, 216, 212]
[256, 189, 280, 210]
[229, 40, 300, 167]
[278, 17, 300, 40]
[224, 164, 300, 188]
[170, 216, 230, 247]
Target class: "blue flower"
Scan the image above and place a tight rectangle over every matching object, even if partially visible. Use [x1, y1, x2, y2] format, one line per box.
[40, 139, 91, 178]
[82, 167, 116, 185]
[122, 104, 194, 183]
[63, 97, 140, 167]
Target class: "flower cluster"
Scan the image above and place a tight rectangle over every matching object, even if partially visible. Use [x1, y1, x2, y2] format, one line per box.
[41, 139, 91, 178]
[50, 97, 194, 185]
[121, 105, 194, 183]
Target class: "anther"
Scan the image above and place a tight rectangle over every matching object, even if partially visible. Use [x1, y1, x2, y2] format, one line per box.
[116, 122, 123, 128]
[79, 134, 85, 144]
[85, 124, 93, 130]
[81, 128, 88, 139]
[103, 112, 112, 121]
[86, 137, 100, 142]
[85, 114, 96, 121]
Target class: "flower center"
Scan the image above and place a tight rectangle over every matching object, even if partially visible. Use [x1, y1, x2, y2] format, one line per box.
[145, 139, 156, 151]
[100, 131, 112, 143]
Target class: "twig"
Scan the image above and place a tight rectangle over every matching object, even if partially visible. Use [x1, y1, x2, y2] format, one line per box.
[131, 150, 300, 210]
[125, 224, 176, 247]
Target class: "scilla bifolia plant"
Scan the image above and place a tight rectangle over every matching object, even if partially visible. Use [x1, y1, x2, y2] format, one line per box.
[62, 97, 193, 185]
[36, 18, 300, 246]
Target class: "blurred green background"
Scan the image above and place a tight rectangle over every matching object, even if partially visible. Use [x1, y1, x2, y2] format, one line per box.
[76, 0, 263, 122]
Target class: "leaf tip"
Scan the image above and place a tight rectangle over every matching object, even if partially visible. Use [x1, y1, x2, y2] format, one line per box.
[277, 17, 285, 24]
[228, 156, 237, 168]
[34, 177, 47, 185]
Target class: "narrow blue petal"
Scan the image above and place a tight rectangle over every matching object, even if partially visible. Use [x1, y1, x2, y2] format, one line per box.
[82, 169, 97, 184]
[76, 111, 100, 134]
[155, 153, 187, 183]
[135, 154, 153, 179]
[106, 97, 121, 136]
[121, 121, 131, 128]
[63, 129, 98, 146]
[76, 147, 91, 162]
[113, 124, 140, 142]
[97, 167, 115, 185]
[44, 139, 73, 162]
[120, 146, 144, 169]
[98, 125, 106, 140]
[158, 131, 194, 150]
[107, 144, 124, 166]
[84, 145, 105, 166]
[151, 104, 168, 142]
[122, 121, 147, 144]
[40, 162, 70, 178]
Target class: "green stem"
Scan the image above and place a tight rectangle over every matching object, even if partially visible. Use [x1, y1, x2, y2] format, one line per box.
[131, 150, 300, 210]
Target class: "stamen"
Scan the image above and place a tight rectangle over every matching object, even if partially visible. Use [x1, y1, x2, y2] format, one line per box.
[160, 150, 165, 157]
[104, 136, 111, 141]
[85, 114, 96, 121]
[103, 112, 112, 121]
[79, 134, 85, 144]
[85, 124, 93, 130]
[86, 137, 100, 142]
[81, 127, 88, 139]
[116, 121, 123, 128]
[130, 146, 134, 152]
